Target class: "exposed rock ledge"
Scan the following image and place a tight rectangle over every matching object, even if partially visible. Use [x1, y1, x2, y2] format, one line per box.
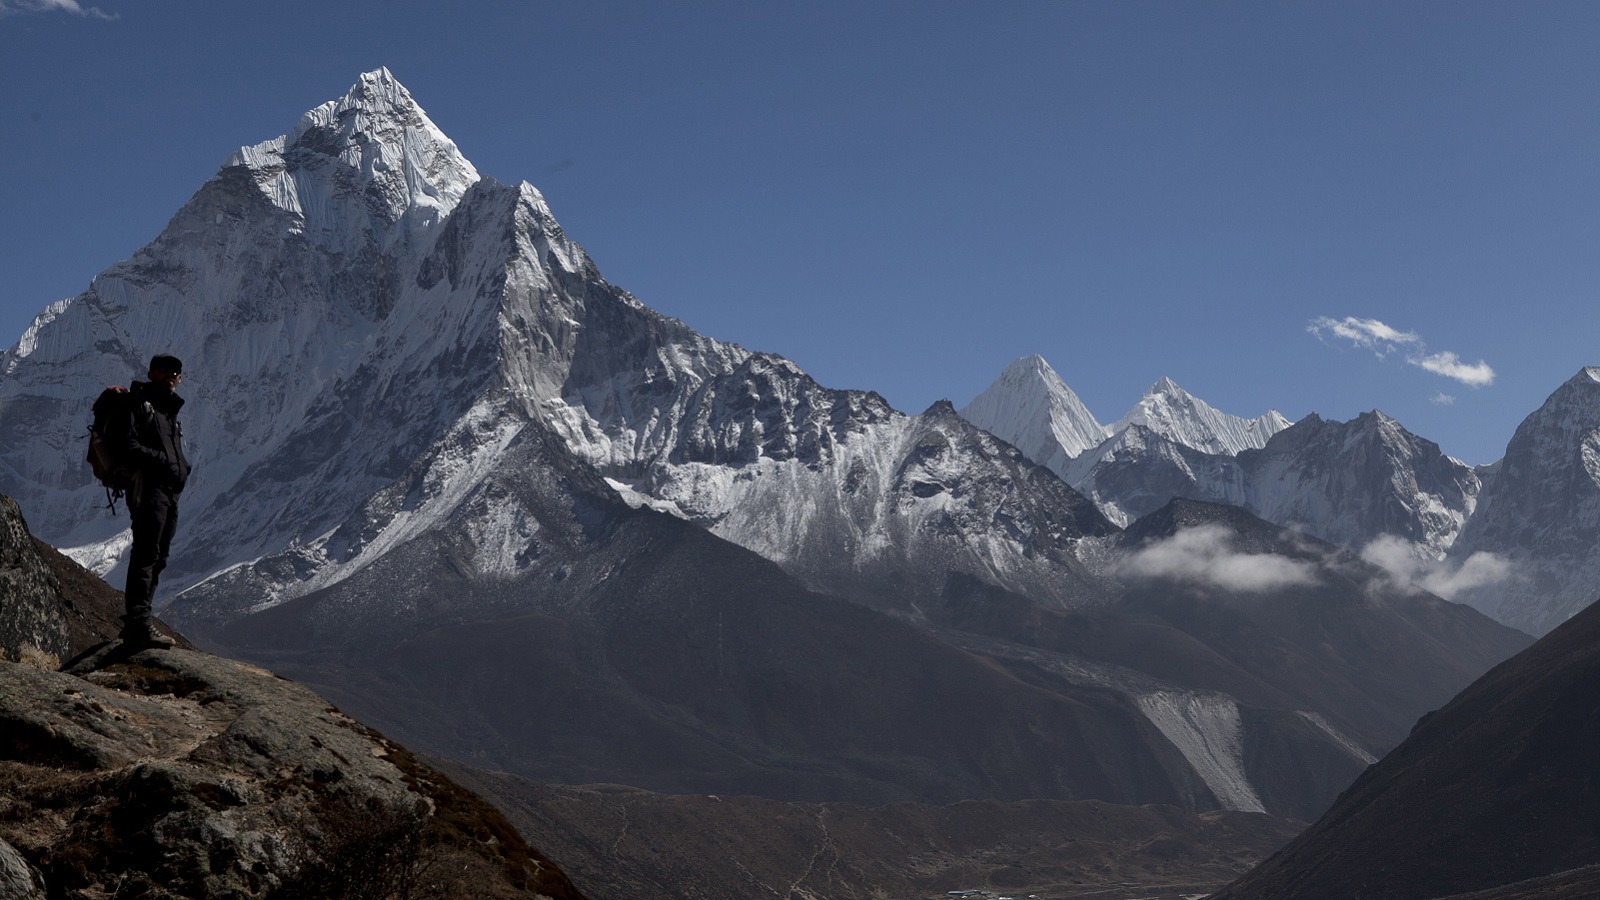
[0, 491, 585, 899]
[0, 646, 586, 899]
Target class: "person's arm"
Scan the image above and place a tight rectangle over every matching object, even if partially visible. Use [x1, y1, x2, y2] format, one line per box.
[111, 402, 168, 474]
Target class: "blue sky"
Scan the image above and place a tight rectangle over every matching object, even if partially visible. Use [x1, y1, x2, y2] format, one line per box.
[2, 1, 1596, 465]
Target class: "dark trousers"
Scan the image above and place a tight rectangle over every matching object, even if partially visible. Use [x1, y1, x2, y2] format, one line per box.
[125, 487, 179, 623]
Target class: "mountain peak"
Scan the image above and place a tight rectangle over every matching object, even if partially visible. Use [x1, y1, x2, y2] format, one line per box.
[224, 68, 480, 239]
[960, 355, 1109, 462]
[1113, 379, 1289, 457]
[1147, 376, 1185, 396]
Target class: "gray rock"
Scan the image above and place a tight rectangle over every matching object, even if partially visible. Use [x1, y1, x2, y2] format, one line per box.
[0, 647, 587, 899]
[0, 838, 45, 900]
[0, 495, 70, 667]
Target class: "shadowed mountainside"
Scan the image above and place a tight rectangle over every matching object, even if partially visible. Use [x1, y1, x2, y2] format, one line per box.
[1213, 588, 1600, 900]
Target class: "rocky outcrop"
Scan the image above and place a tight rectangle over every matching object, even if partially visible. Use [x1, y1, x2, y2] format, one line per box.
[0, 492, 586, 899]
[0, 495, 70, 668]
[0, 647, 585, 899]
[0, 837, 45, 900]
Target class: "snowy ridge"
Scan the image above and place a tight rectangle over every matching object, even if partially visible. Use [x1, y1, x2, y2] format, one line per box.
[1113, 377, 1290, 456]
[1237, 411, 1480, 559]
[961, 358, 1482, 557]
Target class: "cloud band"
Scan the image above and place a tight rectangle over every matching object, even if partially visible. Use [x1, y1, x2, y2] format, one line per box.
[1308, 316, 1494, 388]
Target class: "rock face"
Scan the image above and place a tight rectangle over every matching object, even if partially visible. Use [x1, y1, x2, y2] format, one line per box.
[1449, 367, 1600, 634]
[0, 495, 69, 668]
[1235, 411, 1480, 559]
[1212, 585, 1600, 900]
[0, 494, 587, 900]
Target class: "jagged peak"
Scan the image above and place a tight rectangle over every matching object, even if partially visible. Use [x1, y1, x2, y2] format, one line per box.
[1110, 378, 1292, 458]
[1568, 366, 1600, 386]
[222, 69, 480, 237]
[1147, 375, 1186, 397]
[287, 67, 442, 152]
[991, 354, 1077, 397]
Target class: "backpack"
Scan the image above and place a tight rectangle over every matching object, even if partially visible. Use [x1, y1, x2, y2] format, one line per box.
[86, 385, 137, 513]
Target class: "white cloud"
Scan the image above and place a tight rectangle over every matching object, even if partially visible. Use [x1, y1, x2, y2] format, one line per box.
[1359, 535, 1514, 601]
[1308, 315, 1495, 388]
[1412, 351, 1495, 387]
[1431, 392, 1456, 406]
[0, 0, 117, 19]
[1307, 316, 1420, 356]
[1117, 524, 1320, 593]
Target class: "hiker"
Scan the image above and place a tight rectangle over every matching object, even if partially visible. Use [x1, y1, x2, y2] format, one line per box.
[113, 354, 191, 647]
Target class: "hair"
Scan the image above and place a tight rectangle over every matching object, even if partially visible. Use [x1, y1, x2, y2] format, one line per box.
[149, 354, 183, 375]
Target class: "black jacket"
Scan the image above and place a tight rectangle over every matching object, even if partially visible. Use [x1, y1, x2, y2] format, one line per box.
[115, 381, 192, 495]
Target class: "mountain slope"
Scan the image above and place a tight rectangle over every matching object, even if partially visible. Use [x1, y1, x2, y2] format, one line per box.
[1237, 410, 1481, 558]
[0, 70, 1120, 628]
[959, 354, 1110, 467]
[1213, 581, 1600, 900]
[1449, 367, 1600, 634]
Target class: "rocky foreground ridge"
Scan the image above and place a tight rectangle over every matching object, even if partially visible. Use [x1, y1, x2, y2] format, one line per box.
[0, 494, 585, 900]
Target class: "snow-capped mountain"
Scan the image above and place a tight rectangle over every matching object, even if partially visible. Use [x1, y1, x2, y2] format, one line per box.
[1448, 367, 1600, 634]
[1240, 411, 1481, 559]
[962, 357, 1480, 558]
[1061, 377, 1290, 527]
[962, 358, 1291, 527]
[0, 68, 1115, 623]
[961, 358, 1288, 474]
[1110, 376, 1291, 457]
[0, 71, 1531, 820]
[0, 68, 486, 589]
[959, 355, 1110, 469]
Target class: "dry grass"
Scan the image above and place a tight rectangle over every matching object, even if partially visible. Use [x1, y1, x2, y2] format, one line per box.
[16, 645, 60, 671]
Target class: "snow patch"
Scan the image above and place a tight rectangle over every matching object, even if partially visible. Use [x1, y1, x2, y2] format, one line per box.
[605, 478, 690, 518]
[62, 529, 133, 580]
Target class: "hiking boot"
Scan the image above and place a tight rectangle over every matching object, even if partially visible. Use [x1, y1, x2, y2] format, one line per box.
[120, 618, 176, 649]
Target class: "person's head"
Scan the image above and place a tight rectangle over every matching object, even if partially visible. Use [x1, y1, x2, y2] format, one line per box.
[148, 354, 183, 392]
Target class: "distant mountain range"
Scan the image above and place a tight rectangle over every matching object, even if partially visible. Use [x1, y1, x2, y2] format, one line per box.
[0, 70, 1573, 836]
[961, 355, 1600, 636]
